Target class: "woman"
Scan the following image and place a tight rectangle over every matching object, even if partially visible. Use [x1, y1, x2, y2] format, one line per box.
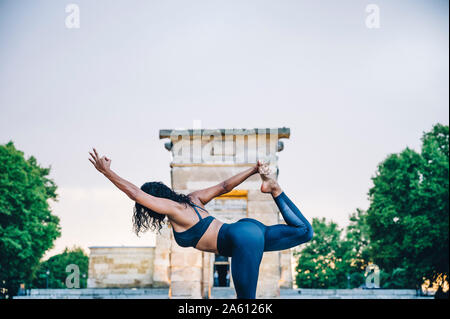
[88, 148, 313, 299]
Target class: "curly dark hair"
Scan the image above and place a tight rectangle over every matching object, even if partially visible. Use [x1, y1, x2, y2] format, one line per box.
[133, 181, 194, 235]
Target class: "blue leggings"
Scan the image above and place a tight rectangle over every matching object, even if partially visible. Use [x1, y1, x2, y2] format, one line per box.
[216, 192, 313, 299]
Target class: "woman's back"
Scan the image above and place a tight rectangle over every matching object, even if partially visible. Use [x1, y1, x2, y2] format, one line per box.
[172, 204, 215, 248]
[168, 202, 224, 253]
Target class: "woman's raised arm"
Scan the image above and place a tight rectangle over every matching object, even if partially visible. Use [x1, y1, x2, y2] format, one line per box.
[189, 162, 261, 205]
[88, 148, 180, 216]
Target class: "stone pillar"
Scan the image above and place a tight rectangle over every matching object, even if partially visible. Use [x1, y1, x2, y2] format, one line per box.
[279, 249, 294, 288]
[160, 128, 290, 298]
[152, 225, 171, 288]
[169, 242, 203, 298]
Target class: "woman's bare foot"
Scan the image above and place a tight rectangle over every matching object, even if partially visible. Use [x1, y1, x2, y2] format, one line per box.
[257, 160, 282, 197]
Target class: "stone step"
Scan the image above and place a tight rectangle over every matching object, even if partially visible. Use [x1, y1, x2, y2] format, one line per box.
[294, 289, 419, 296]
[15, 288, 170, 299]
[13, 288, 433, 299]
[29, 288, 169, 295]
[15, 296, 169, 299]
[282, 289, 432, 299]
[210, 287, 235, 299]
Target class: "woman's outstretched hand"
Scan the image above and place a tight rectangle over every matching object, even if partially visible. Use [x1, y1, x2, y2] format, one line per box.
[88, 148, 112, 174]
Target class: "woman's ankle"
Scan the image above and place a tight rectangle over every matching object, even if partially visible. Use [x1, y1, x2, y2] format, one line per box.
[271, 184, 283, 198]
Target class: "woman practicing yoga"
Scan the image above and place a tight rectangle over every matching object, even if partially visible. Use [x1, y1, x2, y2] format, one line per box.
[88, 148, 313, 299]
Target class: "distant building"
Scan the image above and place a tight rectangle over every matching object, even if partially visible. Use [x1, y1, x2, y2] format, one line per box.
[88, 128, 293, 298]
[88, 247, 155, 288]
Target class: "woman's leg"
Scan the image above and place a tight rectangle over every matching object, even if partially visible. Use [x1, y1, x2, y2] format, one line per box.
[259, 168, 313, 252]
[264, 219, 313, 252]
[264, 193, 314, 251]
[227, 221, 265, 299]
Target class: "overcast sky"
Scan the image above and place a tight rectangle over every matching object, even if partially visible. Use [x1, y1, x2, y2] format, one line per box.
[0, 0, 448, 259]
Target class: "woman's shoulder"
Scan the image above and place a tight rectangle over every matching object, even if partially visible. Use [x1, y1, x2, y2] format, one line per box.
[187, 193, 207, 210]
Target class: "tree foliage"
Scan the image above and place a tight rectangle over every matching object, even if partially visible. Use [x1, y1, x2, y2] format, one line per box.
[0, 142, 61, 297]
[366, 124, 449, 288]
[344, 208, 371, 272]
[295, 218, 352, 288]
[295, 214, 374, 289]
[295, 124, 448, 290]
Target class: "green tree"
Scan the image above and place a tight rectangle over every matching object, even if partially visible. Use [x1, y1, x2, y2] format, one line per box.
[0, 142, 61, 298]
[366, 124, 449, 289]
[32, 247, 89, 289]
[295, 218, 352, 288]
[344, 209, 371, 269]
[343, 208, 371, 286]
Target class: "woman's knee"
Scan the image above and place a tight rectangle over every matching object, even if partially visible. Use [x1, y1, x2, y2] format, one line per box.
[304, 226, 314, 242]
[295, 223, 314, 243]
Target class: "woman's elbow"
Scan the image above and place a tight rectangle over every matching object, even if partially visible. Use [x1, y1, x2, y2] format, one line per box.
[221, 181, 231, 193]
[128, 188, 141, 202]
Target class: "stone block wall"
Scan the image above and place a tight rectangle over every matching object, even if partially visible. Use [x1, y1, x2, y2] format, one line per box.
[88, 247, 155, 288]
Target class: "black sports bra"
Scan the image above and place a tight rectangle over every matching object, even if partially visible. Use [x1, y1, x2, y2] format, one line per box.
[172, 204, 215, 248]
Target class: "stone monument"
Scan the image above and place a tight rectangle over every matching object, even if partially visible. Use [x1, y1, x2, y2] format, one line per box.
[155, 127, 292, 298]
